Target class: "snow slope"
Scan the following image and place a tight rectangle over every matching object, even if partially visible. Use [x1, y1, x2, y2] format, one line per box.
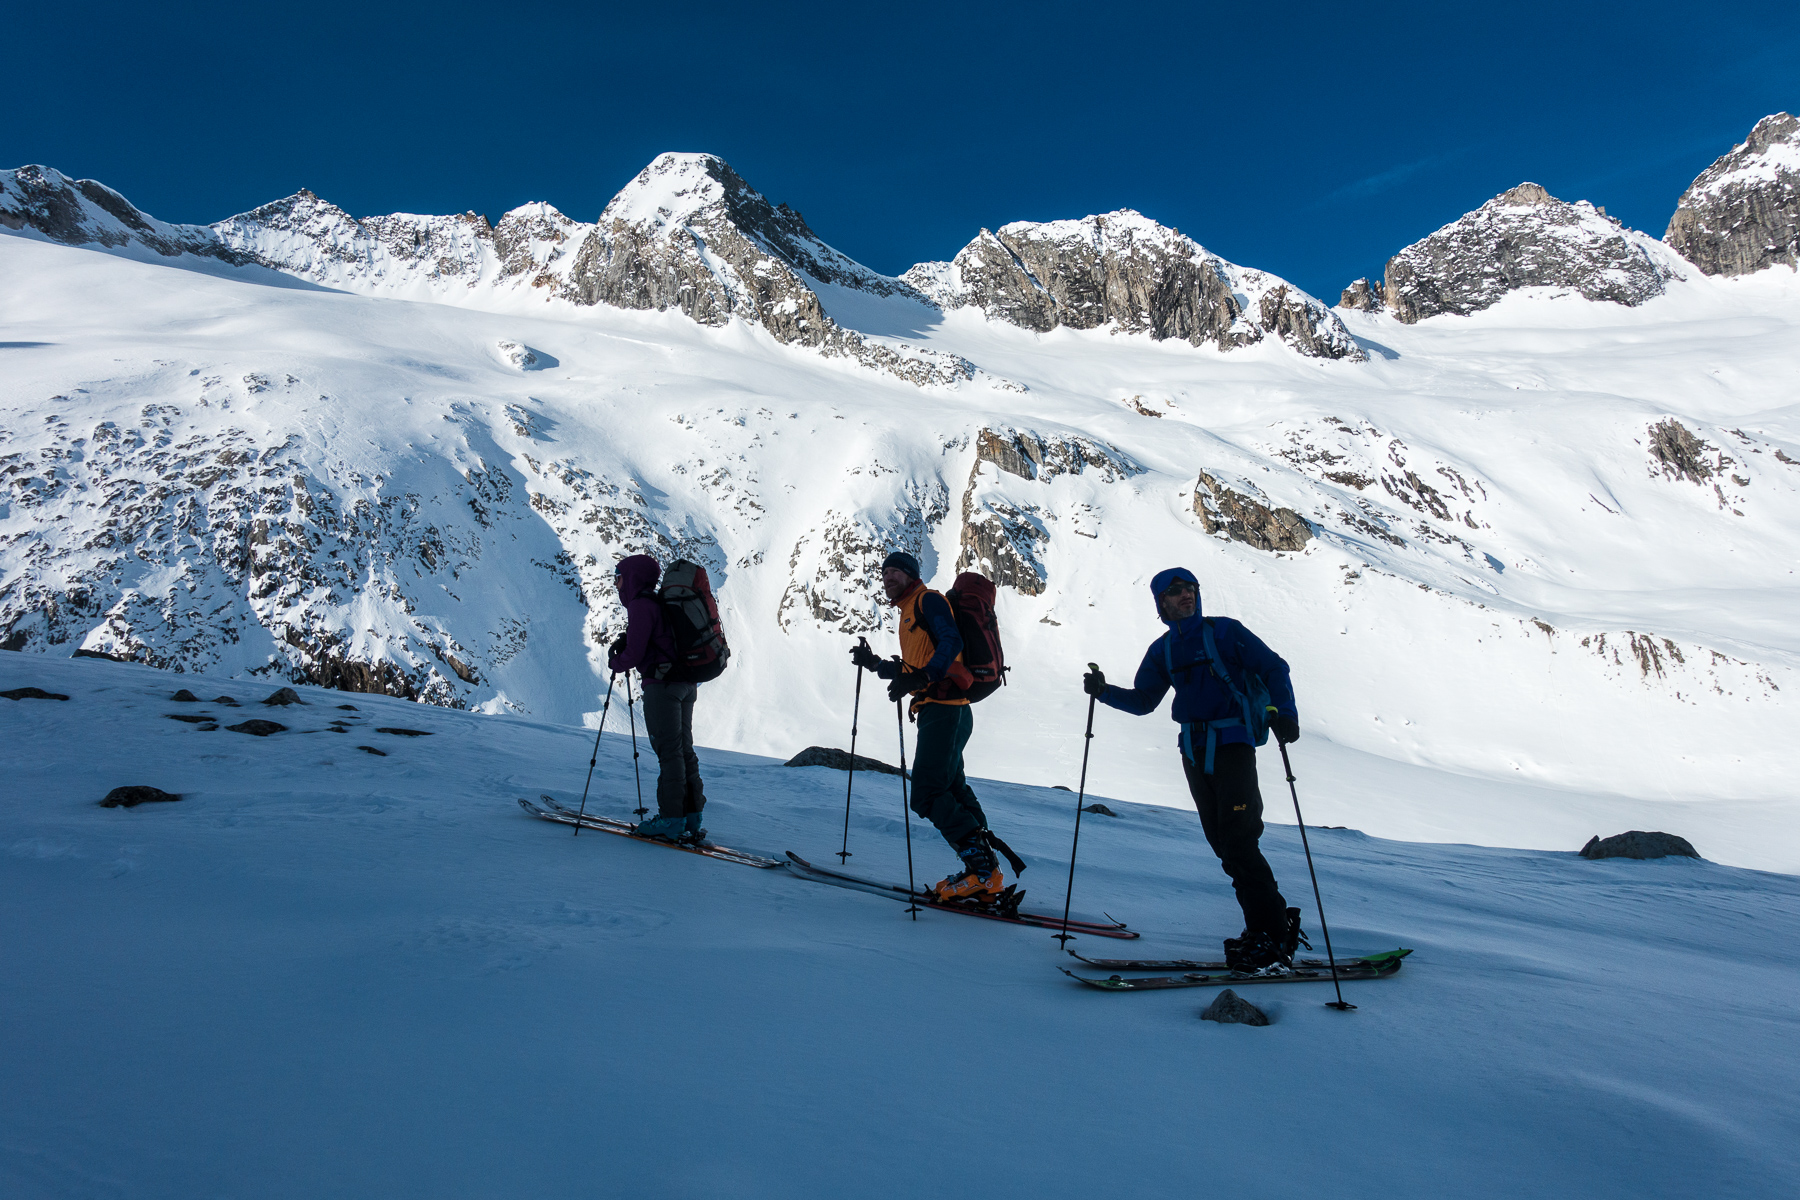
[3, 653, 1797, 1198]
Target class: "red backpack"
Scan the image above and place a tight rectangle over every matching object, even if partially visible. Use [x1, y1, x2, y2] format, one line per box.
[654, 559, 730, 684]
[945, 572, 1007, 702]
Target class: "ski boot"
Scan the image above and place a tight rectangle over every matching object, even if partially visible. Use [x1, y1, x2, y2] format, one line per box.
[678, 810, 710, 846]
[932, 838, 1004, 903]
[1280, 906, 1311, 960]
[634, 813, 686, 841]
[1225, 930, 1293, 977]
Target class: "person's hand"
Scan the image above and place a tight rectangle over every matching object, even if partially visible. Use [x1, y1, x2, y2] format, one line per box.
[1269, 711, 1300, 745]
[887, 670, 928, 702]
[1082, 665, 1107, 697]
[873, 657, 903, 681]
[608, 635, 627, 660]
[850, 639, 882, 672]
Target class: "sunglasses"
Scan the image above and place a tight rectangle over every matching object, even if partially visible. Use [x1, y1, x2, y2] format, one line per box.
[1159, 580, 1197, 596]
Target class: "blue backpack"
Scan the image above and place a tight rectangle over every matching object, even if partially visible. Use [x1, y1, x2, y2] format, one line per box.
[1162, 618, 1272, 774]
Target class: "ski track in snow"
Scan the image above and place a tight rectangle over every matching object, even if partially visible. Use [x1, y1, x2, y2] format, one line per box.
[3, 655, 1799, 1197]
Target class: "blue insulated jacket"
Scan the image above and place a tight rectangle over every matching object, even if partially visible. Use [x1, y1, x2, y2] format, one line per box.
[1097, 567, 1297, 759]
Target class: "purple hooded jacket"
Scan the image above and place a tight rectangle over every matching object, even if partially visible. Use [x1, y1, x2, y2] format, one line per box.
[608, 555, 676, 675]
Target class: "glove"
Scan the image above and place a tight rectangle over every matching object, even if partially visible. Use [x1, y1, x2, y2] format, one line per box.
[850, 640, 882, 672]
[873, 656, 903, 681]
[1268, 711, 1300, 745]
[1082, 666, 1107, 697]
[607, 635, 627, 660]
[887, 669, 929, 702]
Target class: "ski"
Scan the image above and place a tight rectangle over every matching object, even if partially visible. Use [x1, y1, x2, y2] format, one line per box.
[518, 797, 783, 868]
[785, 851, 1139, 939]
[1062, 948, 1410, 990]
[1072, 951, 1355, 972]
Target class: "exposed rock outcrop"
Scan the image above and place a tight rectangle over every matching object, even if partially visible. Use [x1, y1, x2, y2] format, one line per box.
[1665, 113, 1800, 277]
[904, 212, 1364, 360]
[99, 785, 181, 808]
[1339, 277, 1385, 312]
[784, 746, 906, 777]
[1378, 183, 1684, 323]
[1194, 472, 1312, 552]
[1200, 989, 1269, 1026]
[1579, 831, 1700, 860]
[1648, 419, 1715, 484]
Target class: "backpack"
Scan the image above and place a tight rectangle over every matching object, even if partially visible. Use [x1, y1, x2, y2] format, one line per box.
[945, 572, 1007, 702]
[1163, 618, 1271, 773]
[654, 559, 730, 684]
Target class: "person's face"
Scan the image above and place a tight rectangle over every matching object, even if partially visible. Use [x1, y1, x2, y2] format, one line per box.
[1158, 578, 1198, 621]
[881, 566, 913, 600]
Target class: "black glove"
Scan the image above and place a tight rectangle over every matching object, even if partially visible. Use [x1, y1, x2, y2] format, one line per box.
[1082, 667, 1107, 697]
[608, 635, 627, 660]
[850, 639, 882, 672]
[887, 670, 929, 702]
[873, 656, 903, 681]
[1269, 711, 1300, 745]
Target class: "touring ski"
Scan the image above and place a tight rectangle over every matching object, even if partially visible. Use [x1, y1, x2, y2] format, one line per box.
[785, 851, 1139, 939]
[1062, 948, 1410, 991]
[518, 796, 782, 868]
[1071, 951, 1353, 971]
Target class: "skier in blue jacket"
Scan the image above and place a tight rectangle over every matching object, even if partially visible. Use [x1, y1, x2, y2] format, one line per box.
[1084, 567, 1306, 973]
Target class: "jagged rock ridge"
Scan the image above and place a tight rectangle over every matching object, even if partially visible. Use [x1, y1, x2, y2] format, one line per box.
[903, 212, 1364, 360]
[1665, 112, 1800, 277]
[1377, 183, 1684, 323]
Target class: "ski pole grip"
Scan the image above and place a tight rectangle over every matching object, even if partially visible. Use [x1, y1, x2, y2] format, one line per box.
[1087, 662, 1099, 673]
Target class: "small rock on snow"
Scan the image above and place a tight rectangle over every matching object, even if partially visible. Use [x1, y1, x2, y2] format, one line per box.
[262, 687, 305, 706]
[1200, 989, 1270, 1026]
[170, 689, 201, 702]
[227, 719, 287, 736]
[1083, 803, 1118, 817]
[99, 785, 181, 808]
[1580, 831, 1701, 860]
[783, 745, 904, 776]
[357, 745, 388, 756]
[376, 727, 432, 737]
[1, 686, 70, 701]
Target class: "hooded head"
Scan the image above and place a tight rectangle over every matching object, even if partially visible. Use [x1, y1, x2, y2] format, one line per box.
[614, 554, 661, 600]
[1149, 566, 1202, 627]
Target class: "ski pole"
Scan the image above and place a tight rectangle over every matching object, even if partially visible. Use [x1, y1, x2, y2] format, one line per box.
[1056, 665, 1101, 945]
[896, 698, 919, 918]
[572, 672, 617, 836]
[625, 672, 647, 819]
[1278, 741, 1354, 1011]
[839, 643, 867, 862]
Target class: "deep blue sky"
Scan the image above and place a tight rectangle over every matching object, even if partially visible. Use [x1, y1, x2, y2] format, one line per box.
[6, 1, 1796, 298]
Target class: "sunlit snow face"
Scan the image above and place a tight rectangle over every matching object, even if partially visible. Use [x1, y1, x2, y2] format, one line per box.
[880, 566, 913, 601]
[1158, 579, 1197, 622]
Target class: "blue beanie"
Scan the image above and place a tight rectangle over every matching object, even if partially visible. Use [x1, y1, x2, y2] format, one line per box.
[882, 550, 921, 579]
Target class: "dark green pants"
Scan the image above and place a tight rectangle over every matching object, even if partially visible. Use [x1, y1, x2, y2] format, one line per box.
[910, 703, 986, 850]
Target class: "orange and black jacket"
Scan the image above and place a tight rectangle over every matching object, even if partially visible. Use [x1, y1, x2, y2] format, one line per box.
[892, 580, 974, 708]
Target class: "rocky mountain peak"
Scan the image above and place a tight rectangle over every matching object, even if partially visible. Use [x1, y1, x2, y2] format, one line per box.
[1664, 112, 1799, 277]
[1374, 182, 1683, 323]
[904, 209, 1363, 360]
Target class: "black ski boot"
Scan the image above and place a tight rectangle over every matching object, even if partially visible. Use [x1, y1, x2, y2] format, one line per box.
[1280, 907, 1311, 961]
[1225, 930, 1292, 976]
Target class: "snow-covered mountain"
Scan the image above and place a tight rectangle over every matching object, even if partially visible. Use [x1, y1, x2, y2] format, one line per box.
[1665, 111, 1800, 277]
[3, 122, 1799, 871]
[1343, 182, 1687, 323]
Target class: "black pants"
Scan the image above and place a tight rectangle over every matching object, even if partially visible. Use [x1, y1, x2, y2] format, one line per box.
[910, 703, 987, 851]
[1182, 743, 1287, 936]
[640, 679, 704, 818]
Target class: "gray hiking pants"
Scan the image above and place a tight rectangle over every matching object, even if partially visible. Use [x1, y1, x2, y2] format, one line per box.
[640, 679, 704, 818]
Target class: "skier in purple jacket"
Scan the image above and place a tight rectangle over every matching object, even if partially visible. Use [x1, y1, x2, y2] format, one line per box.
[608, 554, 705, 842]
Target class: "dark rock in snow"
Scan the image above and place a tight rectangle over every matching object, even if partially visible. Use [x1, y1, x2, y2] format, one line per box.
[1648, 419, 1715, 484]
[165, 713, 213, 723]
[213, 696, 240, 706]
[376, 726, 432, 737]
[1194, 472, 1312, 552]
[1082, 803, 1119, 817]
[784, 746, 905, 776]
[1580, 831, 1701, 860]
[99, 785, 181, 808]
[226, 719, 287, 736]
[357, 745, 388, 756]
[1665, 113, 1800, 277]
[170, 689, 201, 702]
[262, 687, 305, 706]
[1200, 989, 1270, 1026]
[72, 647, 135, 662]
[336, 704, 359, 711]
[1, 686, 69, 701]
[1339, 278, 1385, 312]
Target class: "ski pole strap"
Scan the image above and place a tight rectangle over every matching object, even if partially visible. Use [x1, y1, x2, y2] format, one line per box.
[1179, 718, 1244, 775]
[986, 829, 1027, 876]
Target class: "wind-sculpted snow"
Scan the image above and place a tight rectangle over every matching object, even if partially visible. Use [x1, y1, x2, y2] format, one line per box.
[1379, 183, 1685, 323]
[1665, 112, 1800, 278]
[904, 211, 1363, 359]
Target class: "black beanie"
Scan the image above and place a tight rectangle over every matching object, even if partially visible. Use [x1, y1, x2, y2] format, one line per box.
[881, 551, 921, 579]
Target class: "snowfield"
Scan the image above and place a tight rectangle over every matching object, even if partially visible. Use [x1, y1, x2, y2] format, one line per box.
[3, 653, 1797, 1198]
[2, 227, 1797, 872]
